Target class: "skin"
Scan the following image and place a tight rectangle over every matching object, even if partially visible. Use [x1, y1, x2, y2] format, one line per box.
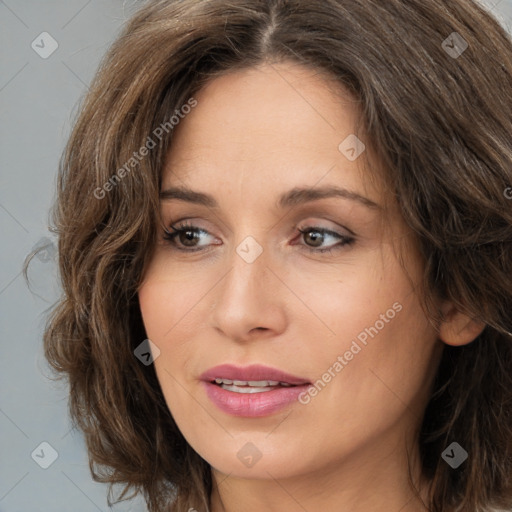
[137, 60, 485, 512]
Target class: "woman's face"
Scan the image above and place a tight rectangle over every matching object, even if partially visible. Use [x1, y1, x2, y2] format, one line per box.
[138, 61, 443, 482]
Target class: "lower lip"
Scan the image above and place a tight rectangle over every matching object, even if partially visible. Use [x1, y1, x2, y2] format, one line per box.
[202, 381, 311, 417]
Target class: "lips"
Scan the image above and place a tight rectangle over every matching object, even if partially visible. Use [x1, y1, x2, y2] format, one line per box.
[200, 364, 311, 386]
[200, 364, 312, 417]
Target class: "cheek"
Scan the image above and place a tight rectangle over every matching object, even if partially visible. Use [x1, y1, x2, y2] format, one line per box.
[137, 268, 214, 391]
[138, 277, 199, 419]
[138, 282, 170, 346]
[138, 263, 207, 343]
[286, 250, 438, 416]
[281, 247, 414, 351]
[301, 285, 438, 431]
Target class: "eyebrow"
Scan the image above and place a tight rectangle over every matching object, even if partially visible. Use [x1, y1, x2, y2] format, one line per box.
[159, 185, 380, 210]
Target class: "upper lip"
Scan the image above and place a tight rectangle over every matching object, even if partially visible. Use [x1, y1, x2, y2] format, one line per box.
[200, 364, 311, 385]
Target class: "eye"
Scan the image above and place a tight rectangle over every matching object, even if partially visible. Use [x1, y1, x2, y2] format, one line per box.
[162, 222, 355, 254]
[295, 226, 355, 254]
[162, 221, 218, 252]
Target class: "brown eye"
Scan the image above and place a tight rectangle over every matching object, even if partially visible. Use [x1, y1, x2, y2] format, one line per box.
[177, 228, 200, 247]
[302, 229, 325, 247]
[297, 227, 355, 254]
[163, 223, 215, 251]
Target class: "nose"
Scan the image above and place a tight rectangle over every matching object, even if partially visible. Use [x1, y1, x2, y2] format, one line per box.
[210, 239, 287, 343]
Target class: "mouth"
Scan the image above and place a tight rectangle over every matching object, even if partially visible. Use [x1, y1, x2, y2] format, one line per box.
[200, 364, 312, 417]
[211, 378, 297, 393]
[201, 363, 310, 387]
[200, 363, 311, 395]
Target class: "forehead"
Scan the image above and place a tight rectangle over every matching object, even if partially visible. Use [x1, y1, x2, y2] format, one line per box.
[161, 61, 382, 207]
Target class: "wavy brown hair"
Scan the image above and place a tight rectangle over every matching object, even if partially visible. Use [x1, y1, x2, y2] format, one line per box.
[29, 0, 512, 510]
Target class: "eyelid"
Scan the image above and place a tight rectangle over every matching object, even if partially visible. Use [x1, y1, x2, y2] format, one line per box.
[297, 219, 355, 237]
[296, 214, 357, 235]
[166, 221, 219, 244]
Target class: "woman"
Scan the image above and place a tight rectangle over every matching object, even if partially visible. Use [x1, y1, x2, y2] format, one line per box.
[38, 0, 512, 511]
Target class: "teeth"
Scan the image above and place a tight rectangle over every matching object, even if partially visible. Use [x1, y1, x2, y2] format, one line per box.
[248, 380, 280, 386]
[221, 384, 275, 393]
[214, 378, 233, 384]
[213, 378, 295, 390]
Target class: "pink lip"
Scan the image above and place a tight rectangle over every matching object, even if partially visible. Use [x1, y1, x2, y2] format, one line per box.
[200, 364, 310, 385]
[200, 364, 312, 418]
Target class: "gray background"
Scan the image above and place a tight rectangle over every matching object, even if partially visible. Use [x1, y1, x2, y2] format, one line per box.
[1, 1, 512, 511]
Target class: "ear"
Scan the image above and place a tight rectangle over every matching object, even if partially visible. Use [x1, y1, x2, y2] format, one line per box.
[438, 302, 486, 346]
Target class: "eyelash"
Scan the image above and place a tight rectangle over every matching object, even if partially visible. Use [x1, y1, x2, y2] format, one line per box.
[162, 221, 355, 255]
